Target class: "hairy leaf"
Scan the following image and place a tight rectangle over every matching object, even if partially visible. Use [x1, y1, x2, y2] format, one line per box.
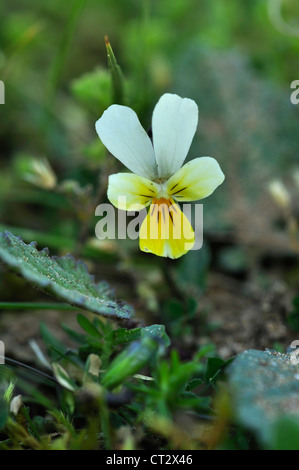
[227, 349, 299, 446]
[0, 231, 133, 319]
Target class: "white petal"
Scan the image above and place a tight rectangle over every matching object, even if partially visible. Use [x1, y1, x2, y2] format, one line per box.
[96, 105, 157, 179]
[166, 157, 225, 201]
[152, 93, 198, 178]
[107, 172, 159, 211]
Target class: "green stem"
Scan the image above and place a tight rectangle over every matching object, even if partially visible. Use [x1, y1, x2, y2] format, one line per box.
[0, 356, 58, 385]
[0, 302, 77, 311]
[21, 406, 41, 442]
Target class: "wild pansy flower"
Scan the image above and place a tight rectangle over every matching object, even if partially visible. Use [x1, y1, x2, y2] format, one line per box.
[95, 93, 225, 259]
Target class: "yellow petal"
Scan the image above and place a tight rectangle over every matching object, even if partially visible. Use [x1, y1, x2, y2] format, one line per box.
[139, 198, 195, 259]
[107, 173, 159, 211]
[166, 157, 225, 202]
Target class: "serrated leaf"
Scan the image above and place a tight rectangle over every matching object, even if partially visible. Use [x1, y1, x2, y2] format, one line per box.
[227, 349, 299, 447]
[0, 230, 133, 319]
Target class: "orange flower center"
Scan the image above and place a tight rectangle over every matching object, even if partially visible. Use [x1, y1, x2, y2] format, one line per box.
[152, 197, 172, 207]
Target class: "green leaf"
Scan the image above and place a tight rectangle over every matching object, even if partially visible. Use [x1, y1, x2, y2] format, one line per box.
[142, 324, 171, 348]
[61, 323, 87, 344]
[195, 344, 216, 359]
[40, 322, 67, 360]
[0, 302, 76, 310]
[3, 380, 16, 403]
[180, 392, 211, 412]
[77, 314, 102, 338]
[109, 327, 142, 345]
[0, 397, 9, 430]
[105, 37, 124, 104]
[52, 363, 77, 392]
[169, 361, 202, 393]
[270, 416, 299, 451]
[186, 378, 202, 391]
[227, 349, 299, 447]
[110, 324, 170, 347]
[0, 230, 133, 319]
[71, 67, 112, 113]
[101, 335, 160, 390]
[204, 357, 226, 383]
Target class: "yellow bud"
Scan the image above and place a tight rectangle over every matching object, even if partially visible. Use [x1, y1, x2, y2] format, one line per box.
[268, 179, 290, 209]
[24, 157, 57, 189]
[87, 353, 102, 377]
[10, 394, 23, 416]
